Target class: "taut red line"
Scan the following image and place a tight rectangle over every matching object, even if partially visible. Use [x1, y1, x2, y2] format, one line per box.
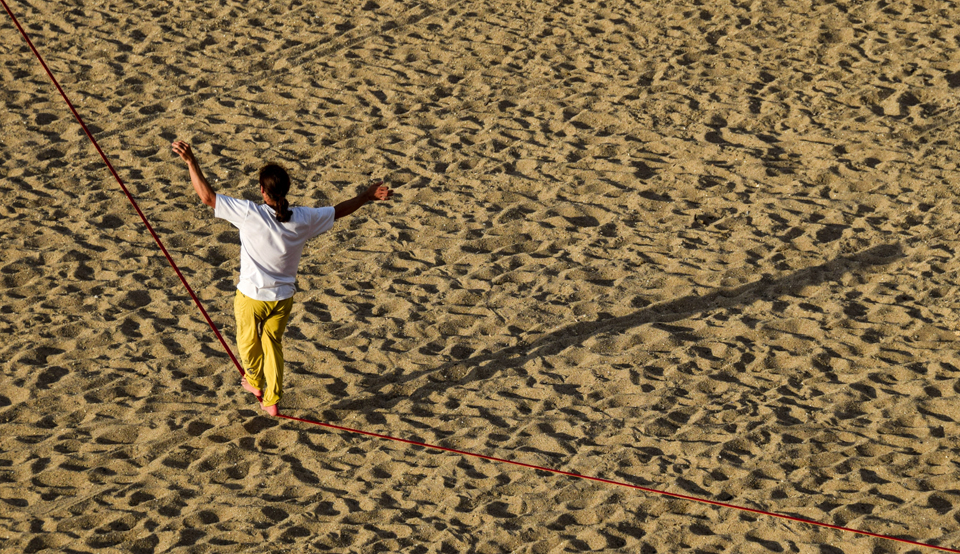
[0, 0, 245, 378]
[2, 1, 956, 551]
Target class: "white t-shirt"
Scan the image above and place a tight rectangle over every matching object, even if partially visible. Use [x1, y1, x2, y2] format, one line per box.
[214, 194, 336, 301]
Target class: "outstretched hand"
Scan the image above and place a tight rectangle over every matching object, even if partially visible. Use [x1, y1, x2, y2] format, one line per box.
[365, 182, 393, 202]
[172, 140, 217, 208]
[171, 141, 197, 165]
[335, 182, 393, 219]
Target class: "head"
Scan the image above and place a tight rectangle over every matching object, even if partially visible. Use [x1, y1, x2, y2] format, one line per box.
[259, 164, 293, 223]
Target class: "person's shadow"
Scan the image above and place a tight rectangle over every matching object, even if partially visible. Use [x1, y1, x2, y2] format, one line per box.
[325, 243, 903, 415]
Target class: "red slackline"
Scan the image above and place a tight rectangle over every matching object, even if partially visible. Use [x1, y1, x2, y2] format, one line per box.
[0, 0, 246, 379]
[3, 1, 957, 551]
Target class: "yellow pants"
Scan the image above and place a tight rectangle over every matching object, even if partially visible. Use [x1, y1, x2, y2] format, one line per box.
[234, 290, 294, 408]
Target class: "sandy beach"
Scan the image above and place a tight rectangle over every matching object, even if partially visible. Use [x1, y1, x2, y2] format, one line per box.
[2, 0, 960, 552]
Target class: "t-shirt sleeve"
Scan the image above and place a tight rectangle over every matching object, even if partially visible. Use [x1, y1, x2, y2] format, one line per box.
[214, 194, 252, 227]
[307, 206, 336, 238]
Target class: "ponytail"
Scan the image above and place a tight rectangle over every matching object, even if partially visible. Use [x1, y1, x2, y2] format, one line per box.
[259, 164, 293, 223]
[275, 196, 292, 223]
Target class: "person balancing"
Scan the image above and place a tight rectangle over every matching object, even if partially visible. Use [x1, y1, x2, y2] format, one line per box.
[172, 140, 393, 416]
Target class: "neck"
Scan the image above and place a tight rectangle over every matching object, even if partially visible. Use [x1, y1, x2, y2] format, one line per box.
[261, 192, 284, 208]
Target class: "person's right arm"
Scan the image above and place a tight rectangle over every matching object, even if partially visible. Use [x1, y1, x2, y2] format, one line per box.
[172, 141, 216, 209]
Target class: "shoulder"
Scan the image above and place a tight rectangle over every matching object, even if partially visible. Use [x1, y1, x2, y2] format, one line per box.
[292, 206, 336, 233]
[293, 205, 335, 219]
[214, 194, 256, 220]
[215, 193, 251, 206]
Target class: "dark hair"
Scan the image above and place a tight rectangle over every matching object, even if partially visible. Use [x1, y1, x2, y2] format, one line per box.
[259, 164, 293, 223]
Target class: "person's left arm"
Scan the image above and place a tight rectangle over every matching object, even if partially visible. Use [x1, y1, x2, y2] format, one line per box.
[172, 141, 217, 209]
[334, 182, 393, 220]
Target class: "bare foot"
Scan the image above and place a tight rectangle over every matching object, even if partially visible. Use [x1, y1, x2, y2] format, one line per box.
[241, 377, 262, 401]
[260, 402, 280, 417]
